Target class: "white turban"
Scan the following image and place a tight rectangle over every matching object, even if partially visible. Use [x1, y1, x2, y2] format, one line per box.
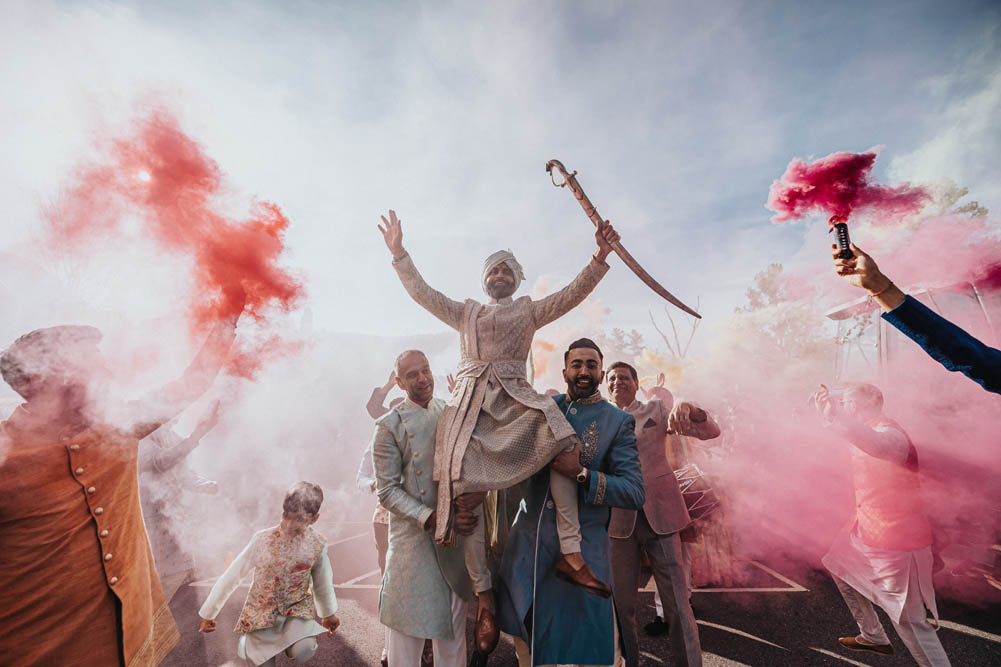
[481, 250, 526, 295]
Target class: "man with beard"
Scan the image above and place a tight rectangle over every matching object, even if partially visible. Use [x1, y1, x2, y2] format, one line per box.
[378, 210, 620, 660]
[0, 293, 243, 666]
[496, 338, 645, 667]
[606, 361, 720, 667]
[814, 382, 950, 666]
[372, 350, 479, 667]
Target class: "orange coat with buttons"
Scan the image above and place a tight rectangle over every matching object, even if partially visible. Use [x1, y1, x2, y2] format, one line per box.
[0, 407, 179, 667]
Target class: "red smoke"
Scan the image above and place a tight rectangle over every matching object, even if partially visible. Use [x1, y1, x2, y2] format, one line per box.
[767, 148, 931, 223]
[47, 110, 303, 326]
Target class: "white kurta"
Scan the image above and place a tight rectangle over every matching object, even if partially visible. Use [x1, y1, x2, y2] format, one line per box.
[823, 525, 938, 625]
[199, 537, 337, 664]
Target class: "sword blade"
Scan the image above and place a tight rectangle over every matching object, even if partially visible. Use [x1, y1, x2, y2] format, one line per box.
[611, 241, 702, 319]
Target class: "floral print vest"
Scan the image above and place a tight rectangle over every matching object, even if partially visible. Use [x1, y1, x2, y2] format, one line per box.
[235, 526, 325, 633]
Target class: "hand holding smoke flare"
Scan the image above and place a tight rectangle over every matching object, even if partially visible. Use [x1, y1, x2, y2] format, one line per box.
[766, 148, 930, 263]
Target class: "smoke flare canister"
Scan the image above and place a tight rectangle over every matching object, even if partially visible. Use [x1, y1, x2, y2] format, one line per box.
[829, 215, 853, 259]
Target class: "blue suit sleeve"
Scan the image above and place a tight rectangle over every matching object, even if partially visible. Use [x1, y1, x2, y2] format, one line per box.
[883, 295, 1001, 395]
[584, 414, 645, 509]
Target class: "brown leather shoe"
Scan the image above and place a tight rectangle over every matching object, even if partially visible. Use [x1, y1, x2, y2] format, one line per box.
[555, 556, 612, 598]
[838, 636, 894, 655]
[475, 605, 499, 654]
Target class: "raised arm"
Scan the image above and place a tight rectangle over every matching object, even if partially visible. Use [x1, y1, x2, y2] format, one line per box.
[372, 420, 433, 526]
[828, 418, 910, 464]
[667, 401, 721, 440]
[583, 414, 645, 509]
[379, 209, 463, 329]
[130, 316, 239, 440]
[530, 220, 618, 328]
[883, 296, 1001, 395]
[833, 243, 1001, 395]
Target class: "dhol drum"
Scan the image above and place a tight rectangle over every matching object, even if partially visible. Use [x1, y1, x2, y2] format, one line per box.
[674, 463, 720, 522]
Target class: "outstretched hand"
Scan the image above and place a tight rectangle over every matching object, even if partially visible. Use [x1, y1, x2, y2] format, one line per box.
[832, 243, 888, 293]
[378, 210, 405, 257]
[594, 220, 620, 263]
[811, 384, 838, 423]
[832, 243, 906, 311]
[198, 618, 216, 633]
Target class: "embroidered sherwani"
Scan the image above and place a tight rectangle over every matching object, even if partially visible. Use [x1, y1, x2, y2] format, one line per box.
[495, 394, 644, 666]
[391, 252, 609, 542]
[198, 526, 336, 665]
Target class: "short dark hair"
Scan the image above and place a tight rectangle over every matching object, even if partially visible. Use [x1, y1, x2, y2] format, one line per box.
[607, 361, 637, 382]
[564, 338, 603, 364]
[283, 481, 324, 517]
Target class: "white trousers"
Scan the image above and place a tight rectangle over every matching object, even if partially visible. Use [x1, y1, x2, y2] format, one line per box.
[248, 637, 317, 667]
[387, 589, 468, 667]
[833, 575, 951, 667]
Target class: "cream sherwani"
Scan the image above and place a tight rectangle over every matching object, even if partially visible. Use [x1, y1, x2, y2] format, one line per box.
[391, 252, 609, 544]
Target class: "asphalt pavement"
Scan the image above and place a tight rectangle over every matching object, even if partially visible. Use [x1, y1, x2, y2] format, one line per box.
[162, 522, 1001, 666]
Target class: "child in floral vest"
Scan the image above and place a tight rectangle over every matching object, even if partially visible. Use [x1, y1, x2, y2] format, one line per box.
[198, 481, 340, 667]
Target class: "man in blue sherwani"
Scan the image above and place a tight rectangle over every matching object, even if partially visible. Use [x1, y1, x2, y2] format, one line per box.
[496, 338, 645, 666]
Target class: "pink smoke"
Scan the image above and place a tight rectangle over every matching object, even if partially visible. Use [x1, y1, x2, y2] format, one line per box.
[767, 148, 931, 223]
[44, 110, 305, 377]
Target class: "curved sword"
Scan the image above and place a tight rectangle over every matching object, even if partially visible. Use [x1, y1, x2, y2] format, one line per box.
[545, 159, 702, 319]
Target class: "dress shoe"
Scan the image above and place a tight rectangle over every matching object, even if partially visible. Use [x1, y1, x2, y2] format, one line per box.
[554, 556, 612, 598]
[838, 635, 894, 655]
[643, 615, 669, 636]
[475, 605, 499, 654]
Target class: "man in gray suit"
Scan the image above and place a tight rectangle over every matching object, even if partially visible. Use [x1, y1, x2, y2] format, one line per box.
[606, 362, 720, 667]
[372, 350, 480, 666]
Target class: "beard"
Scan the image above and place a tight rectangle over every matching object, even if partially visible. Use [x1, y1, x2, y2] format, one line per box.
[485, 281, 516, 299]
[567, 375, 598, 399]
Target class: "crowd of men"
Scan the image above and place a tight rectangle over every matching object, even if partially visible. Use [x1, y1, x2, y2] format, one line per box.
[0, 215, 996, 665]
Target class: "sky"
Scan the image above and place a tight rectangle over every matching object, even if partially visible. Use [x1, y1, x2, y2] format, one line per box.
[2, 0, 1000, 347]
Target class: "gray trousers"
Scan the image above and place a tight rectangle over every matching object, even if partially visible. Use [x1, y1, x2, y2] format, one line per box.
[611, 511, 701, 667]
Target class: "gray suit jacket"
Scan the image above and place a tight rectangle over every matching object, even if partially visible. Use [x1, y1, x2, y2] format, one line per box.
[373, 398, 473, 639]
[608, 399, 718, 538]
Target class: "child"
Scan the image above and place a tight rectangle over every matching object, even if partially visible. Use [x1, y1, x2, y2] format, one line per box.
[198, 481, 340, 667]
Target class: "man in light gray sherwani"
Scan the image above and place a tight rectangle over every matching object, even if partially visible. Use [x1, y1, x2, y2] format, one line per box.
[378, 209, 621, 660]
[606, 361, 720, 667]
[372, 350, 479, 667]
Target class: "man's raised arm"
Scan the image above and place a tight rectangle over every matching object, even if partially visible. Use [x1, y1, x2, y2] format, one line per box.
[379, 209, 463, 329]
[130, 315, 239, 440]
[530, 221, 618, 329]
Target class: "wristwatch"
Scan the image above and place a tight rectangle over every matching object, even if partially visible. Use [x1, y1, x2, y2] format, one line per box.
[576, 467, 589, 484]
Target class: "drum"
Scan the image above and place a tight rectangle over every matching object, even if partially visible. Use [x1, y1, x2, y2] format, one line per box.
[674, 462, 720, 522]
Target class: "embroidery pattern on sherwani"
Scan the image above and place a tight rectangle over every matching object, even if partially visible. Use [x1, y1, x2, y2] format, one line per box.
[580, 421, 599, 467]
[235, 527, 325, 633]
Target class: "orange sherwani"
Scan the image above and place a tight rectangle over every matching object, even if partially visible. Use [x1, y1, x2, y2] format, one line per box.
[0, 407, 179, 666]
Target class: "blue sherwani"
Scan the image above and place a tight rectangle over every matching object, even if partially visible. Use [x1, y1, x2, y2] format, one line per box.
[883, 295, 1001, 395]
[496, 393, 645, 666]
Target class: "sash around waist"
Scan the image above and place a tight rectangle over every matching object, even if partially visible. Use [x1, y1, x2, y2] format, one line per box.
[455, 359, 527, 381]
